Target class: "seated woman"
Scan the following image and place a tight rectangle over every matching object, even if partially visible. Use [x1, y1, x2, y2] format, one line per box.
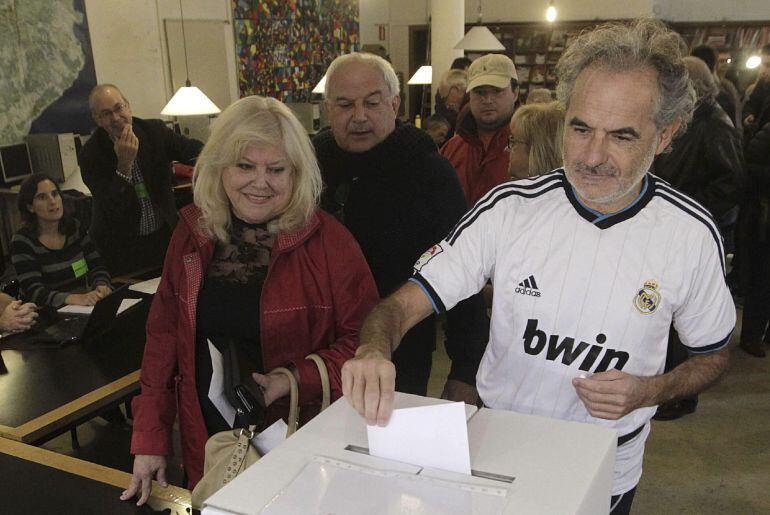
[11, 174, 112, 308]
[508, 101, 565, 180]
[123, 96, 379, 503]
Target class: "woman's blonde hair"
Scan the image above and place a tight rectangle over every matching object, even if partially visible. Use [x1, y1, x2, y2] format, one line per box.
[510, 101, 565, 177]
[438, 69, 468, 98]
[193, 96, 322, 241]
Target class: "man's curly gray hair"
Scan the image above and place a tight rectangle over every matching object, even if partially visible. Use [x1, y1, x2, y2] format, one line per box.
[556, 19, 695, 137]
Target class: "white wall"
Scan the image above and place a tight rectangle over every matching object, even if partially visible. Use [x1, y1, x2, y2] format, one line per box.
[659, 0, 770, 21]
[85, 0, 237, 120]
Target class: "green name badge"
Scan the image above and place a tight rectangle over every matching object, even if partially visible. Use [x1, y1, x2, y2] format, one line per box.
[72, 258, 88, 278]
[134, 182, 149, 199]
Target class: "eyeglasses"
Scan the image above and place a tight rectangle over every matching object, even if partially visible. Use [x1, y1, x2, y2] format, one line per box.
[95, 102, 128, 120]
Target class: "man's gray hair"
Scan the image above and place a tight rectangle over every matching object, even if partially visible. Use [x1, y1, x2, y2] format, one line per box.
[324, 52, 400, 99]
[683, 56, 719, 100]
[556, 19, 695, 136]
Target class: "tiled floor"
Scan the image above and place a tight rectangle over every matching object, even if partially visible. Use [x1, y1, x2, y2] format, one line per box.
[42, 315, 770, 513]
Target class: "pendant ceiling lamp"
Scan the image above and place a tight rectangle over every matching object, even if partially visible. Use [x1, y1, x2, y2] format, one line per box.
[312, 74, 327, 95]
[407, 65, 433, 85]
[454, 1, 504, 51]
[161, 0, 221, 116]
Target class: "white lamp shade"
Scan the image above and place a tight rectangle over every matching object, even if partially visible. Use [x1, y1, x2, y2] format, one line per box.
[407, 65, 433, 85]
[454, 26, 505, 51]
[312, 75, 327, 94]
[161, 86, 221, 116]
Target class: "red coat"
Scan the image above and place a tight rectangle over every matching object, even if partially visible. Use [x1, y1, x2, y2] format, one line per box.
[441, 111, 511, 207]
[130, 205, 379, 488]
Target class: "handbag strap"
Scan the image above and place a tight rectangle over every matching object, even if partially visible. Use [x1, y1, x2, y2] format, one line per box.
[222, 424, 259, 485]
[305, 353, 331, 411]
[271, 367, 299, 436]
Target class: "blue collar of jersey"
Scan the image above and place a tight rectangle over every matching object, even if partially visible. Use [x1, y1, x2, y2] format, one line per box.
[563, 172, 655, 229]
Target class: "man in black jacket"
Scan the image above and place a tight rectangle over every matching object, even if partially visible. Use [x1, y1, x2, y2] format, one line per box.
[314, 53, 488, 400]
[80, 84, 202, 276]
[739, 121, 770, 357]
[652, 57, 743, 418]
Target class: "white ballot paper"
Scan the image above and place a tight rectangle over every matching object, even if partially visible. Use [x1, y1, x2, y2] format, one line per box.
[367, 401, 471, 474]
[57, 297, 142, 315]
[128, 276, 161, 295]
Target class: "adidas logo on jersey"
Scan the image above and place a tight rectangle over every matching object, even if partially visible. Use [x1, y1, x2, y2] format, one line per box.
[515, 275, 541, 297]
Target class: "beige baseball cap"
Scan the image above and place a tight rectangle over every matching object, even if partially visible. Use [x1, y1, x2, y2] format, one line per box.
[466, 54, 518, 92]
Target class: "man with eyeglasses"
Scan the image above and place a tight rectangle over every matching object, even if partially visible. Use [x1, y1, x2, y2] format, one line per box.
[441, 53, 519, 207]
[80, 84, 202, 276]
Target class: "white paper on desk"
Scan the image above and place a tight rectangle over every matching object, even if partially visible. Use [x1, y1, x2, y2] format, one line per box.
[57, 297, 142, 315]
[117, 298, 142, 313]
[367, 401, 471, 474]
[58, 304, 93, 314]
[128, 276, 161, 295]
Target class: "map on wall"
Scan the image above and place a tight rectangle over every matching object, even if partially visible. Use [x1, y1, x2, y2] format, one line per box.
[232, 0, 359, 102]
[0, 0, 97, 146]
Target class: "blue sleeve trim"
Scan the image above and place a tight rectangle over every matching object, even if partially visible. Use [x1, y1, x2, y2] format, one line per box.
[408, 274, 446, 314]
[686, 328, 734, 354]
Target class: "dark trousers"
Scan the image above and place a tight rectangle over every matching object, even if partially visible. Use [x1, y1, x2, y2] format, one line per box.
[610, 486, 637, 514]
[740, 200, 770, 344]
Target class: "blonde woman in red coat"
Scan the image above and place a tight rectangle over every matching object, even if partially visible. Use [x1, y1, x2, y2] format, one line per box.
[122, 96, 379, 505]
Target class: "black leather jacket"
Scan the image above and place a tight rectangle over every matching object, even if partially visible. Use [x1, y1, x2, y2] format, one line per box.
[746, 121, 770, 197]
[653, 97, 744, 222]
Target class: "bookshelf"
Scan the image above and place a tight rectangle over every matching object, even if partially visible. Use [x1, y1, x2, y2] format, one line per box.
[462, 20, 770, 98]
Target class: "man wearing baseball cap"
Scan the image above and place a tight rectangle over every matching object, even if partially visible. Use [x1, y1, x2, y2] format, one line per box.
[441, 53, 519, 206]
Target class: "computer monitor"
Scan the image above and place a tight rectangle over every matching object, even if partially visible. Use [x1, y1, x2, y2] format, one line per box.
[25, 133, 78, 183]
[0, 143, 33, 187]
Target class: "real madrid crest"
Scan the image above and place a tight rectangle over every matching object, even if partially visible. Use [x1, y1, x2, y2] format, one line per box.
[634, 279, 661, 314]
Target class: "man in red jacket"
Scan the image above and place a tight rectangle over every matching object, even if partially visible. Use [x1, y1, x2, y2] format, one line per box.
[441, 54, 518, 206]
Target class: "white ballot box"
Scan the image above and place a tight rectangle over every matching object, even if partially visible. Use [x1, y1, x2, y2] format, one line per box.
[202, 393, 615, 515]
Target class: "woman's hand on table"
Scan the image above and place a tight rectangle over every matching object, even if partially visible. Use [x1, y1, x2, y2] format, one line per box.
[94, 284, 112, 299]
[121, 454, 168, 506]
[252, 371, 292, 406]
[65, 291, 101, 306]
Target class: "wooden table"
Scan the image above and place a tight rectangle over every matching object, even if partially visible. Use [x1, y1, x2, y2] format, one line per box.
[0, 437, 191, 514]
[0, 300, 149, 444]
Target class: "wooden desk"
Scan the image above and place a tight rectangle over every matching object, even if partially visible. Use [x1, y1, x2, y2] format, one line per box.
[0, 300, 149, 444]
[0, 437, 191, 514]
[203, 394, 616, 514]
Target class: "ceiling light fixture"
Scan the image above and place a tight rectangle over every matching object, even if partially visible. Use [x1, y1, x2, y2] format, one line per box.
[746, 55, 762, 69]
[407, 65, 433, 85]
[454, 1, 504, 52]
[546, 1, 557, 23]
[161, 0, 221, 116]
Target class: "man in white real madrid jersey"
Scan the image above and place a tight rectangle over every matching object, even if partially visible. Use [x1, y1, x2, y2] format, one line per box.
[341, 19, 735, 514]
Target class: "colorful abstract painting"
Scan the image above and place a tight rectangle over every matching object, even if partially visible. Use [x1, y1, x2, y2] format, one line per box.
[232, 0, 359, 102]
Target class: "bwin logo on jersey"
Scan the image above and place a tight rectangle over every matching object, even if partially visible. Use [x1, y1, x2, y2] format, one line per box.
[515, 275, 541, 297]
[522, 319, 629, 372]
